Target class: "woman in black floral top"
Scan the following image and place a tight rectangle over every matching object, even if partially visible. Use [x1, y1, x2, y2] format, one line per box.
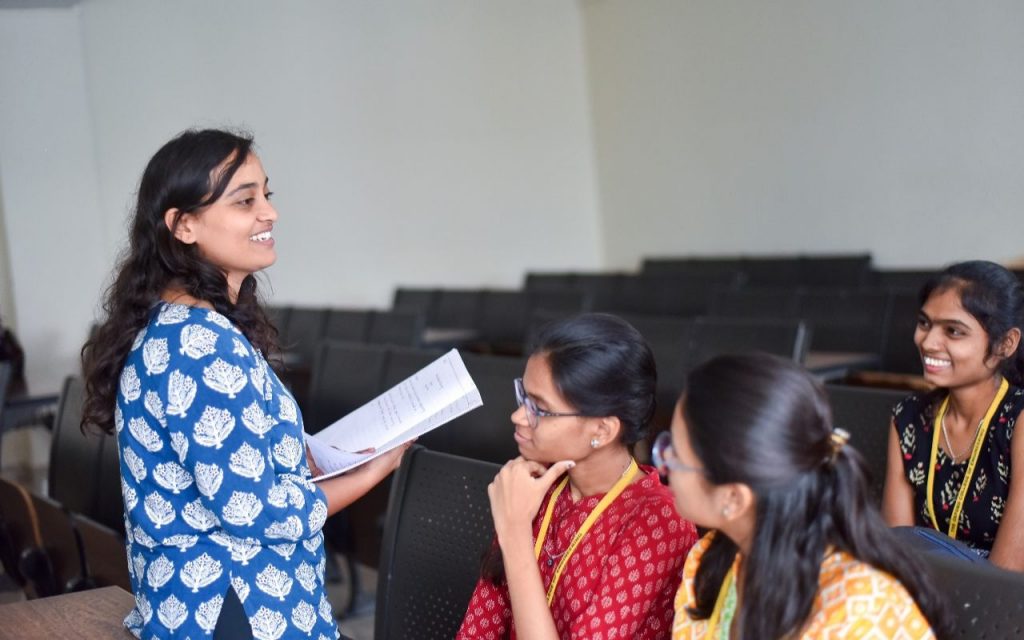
[882, 261, 1024, 570]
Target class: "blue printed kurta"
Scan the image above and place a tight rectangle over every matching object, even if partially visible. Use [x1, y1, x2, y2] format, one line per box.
[117, 302, 339, 639]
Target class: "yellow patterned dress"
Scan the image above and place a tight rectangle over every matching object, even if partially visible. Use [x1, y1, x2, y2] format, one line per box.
[672, 533, 934, 639]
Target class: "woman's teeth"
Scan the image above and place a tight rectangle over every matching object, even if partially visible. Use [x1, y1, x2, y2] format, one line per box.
[250, 231, 272, 242]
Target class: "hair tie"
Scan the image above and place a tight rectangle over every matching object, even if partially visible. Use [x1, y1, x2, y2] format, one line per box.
[826, 427, 850, 466]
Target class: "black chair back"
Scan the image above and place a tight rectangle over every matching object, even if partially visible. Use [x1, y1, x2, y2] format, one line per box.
[375, 447, 500, 640]
[825, 384, 906, 503]
[923, 552, 1024, 638]
[48, 377, 102, 518]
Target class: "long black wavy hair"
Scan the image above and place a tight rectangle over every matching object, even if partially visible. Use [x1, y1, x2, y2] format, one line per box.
[920, 260, 1024, 386]
[81, 128, 279, 435]
[481, 312, 657, 583]
[682, 353, 953, 639]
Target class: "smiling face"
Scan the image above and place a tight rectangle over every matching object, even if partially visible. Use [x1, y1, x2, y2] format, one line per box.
[915, 286, 1001, 388]
[511, 354, 595, 464]
[169, 153, 278, 296]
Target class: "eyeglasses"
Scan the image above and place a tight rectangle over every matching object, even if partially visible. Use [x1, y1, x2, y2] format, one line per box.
[514, 378, 587, 429]
[651, 431, 704, 477]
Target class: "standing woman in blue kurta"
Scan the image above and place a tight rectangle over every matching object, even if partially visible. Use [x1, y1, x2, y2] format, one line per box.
[81, 129, 409, 639]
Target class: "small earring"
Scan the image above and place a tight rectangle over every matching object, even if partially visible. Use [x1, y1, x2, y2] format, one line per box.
[590, 438, 599, 449]
[721, 507, 731, 518]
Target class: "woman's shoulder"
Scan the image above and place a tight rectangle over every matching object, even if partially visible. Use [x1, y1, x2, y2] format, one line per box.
[140, 303, 253, 357]
[810, 551, 934, 637]
[893, 389, 944, 425]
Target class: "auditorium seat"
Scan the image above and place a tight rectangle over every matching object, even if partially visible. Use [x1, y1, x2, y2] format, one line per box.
[375, 447, 499, 640]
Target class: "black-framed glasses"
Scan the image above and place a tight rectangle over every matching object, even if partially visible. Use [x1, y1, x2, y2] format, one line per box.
[513, 377, 587, 429]
[651, 431, 704, 477]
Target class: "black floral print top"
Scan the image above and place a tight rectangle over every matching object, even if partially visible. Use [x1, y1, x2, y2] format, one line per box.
[893, 384, 1024, 556]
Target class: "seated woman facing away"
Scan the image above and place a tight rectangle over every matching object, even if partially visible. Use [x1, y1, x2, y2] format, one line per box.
[882, 260, 1024, 570]
[457, 313, 698, 640]
[660, 353, 952, 639]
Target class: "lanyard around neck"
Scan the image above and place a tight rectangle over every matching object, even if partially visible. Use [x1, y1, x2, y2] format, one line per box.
[926, 377, 1008, 538]
[705, 562, 737, 640]
[533, 458, 639, 606]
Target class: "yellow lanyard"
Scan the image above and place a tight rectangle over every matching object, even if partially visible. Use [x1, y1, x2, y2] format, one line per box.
[533, 458, 639, 606]
[705, 563, 736, 640]
[926, 378, 1008, 538]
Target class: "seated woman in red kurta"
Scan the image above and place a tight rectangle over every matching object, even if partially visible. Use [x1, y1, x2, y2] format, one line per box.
[457, 313, 698, 640]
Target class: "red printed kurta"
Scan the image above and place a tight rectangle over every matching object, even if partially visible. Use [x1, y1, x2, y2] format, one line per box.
[457, 466, 698, 640]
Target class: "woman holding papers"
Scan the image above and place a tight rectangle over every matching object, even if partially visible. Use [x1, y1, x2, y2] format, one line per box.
[457, 313, 698, 640]
[664, 354, 950, 638]
[81, 128, 408, 639]
[882, 261, 1024, 569]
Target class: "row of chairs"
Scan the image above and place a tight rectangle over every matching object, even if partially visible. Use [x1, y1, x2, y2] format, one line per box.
[268, 306, 425, 366]
[639, 253, 875, 287]
[0, 475, 129, 599]
[375, 445, 1024, 640]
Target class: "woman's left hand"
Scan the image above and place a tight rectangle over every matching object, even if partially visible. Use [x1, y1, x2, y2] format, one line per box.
[488, 456, 575, 543]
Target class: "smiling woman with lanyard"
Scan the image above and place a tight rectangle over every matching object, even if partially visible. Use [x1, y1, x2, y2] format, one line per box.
[457, 313, 698, 640]
[882, 261, 1024, 569]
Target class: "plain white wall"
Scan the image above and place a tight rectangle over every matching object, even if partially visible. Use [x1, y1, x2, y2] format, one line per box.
[0, 1, 601, 392]
[79, 0, 602, 307]
[0, 6, 108, 394]
[582, 1, 1024, 269]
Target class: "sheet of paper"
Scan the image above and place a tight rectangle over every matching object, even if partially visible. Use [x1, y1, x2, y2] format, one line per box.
[306, 349, 482, 481]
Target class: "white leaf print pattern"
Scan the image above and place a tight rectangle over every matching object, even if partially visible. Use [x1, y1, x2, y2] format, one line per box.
[211, 532, 261, 566]
[133, 525, 157, 549]
[273, 435, 303, 471]
[180, 324, 220, 359]
[146, 554, 174, 590]
[232, 337, 250, 357]
[283, 482, 306, 510]
[249, 362, 267, 402]
[195, 594, 224, 634]
[308, 499, 327, 533]
[194, 462, 224, 498]
[132, 553, 146, 586]
[121, 478, 138, 511]
[153, 461, 193, 494]
[114, 404, 124, 434]
[231, 576, 250, 603]
[222, 491, 263, 527]
[136, 593, 152, 624]
[193, 406, 235, 449]
[166, 534, 196, 553]
[182, 499, 219, 531]
[128, 417, 163, 453]
[124, 447, 147, 482]
[229, 442, 266, 480]
[143, 493, 175, 529]
[278, 394, 297, 424]
[206, 309, 233, 330]
[250, 606, 287, 640]
[170, 431, 189, 464]
[302, 533, 323, 554]
[144, 390, 167, 428]
[166, 370, 197, 418]
[242, 401, 276, 439]
[157, 595, 188, 632]
[266, 484, 288, 508]
[157, 304, 190, 325]
[143, 338, 170, 375]
[295, 562, 317, 594]
[203, 358, 247, 398]
[269, 543, 296, 561]
[318, 592, 332, 623]
[180, 553, 223, 593]
[292, 600, 316, 635]
[120, 364, 141, 402]
[265, 515, 303, 540]
[131, 327, 147, 351]
[255, 565, 293, 601]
